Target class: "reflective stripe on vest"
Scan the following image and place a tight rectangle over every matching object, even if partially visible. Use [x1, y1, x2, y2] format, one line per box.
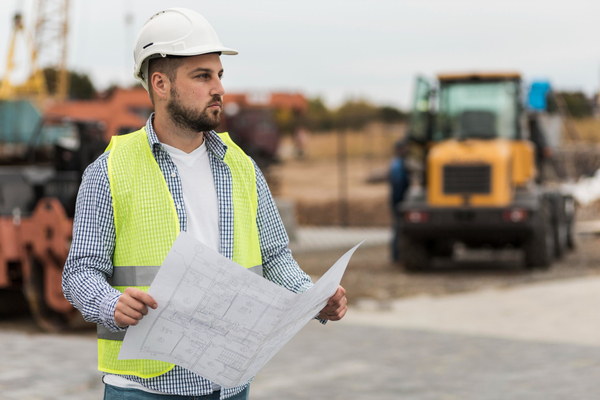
[98, 128, 263, 379]
[108, 264, 264, 287]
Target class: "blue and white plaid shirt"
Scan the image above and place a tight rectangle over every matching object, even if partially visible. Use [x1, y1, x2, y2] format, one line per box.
[62, 115, 315, 398]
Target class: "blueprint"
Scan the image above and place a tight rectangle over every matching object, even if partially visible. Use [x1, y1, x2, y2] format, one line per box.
[118, 232, 361, 388]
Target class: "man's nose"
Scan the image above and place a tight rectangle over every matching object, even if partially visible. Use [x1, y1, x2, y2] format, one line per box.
[211, 78, 225, 97]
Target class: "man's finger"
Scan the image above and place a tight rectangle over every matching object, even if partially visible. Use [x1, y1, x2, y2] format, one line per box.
[115, 313, 140, 328]
[324, 301, 347, 317]
[119, 307, 144, 321]
[330, 297, 347, 314]
[328, 286, 346, 304]
[120, 295, 149, 314]
[328, 307, 347, 321]
[127, 288, 158, 309]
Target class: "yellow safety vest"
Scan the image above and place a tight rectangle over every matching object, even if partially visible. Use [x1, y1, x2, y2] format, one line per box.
[97, 127, 262, 378]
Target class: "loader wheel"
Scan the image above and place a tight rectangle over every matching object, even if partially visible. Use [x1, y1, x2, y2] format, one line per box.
[524, 201, 555, 270]
[550, 194, 567, 259]
[565, 196, 577, 250]
[566, 220, 577, 250]
[24, 257, 69, 332]
[402, 235, 431, 272]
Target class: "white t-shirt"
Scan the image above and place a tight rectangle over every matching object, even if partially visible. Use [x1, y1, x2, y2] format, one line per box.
[104, 139, 222, 393]
[161, 141, 220, 253]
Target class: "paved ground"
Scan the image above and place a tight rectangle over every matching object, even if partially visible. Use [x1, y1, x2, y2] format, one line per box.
[2, 275, 599, 399]
[289, 226, 391, 254]
[252, 276, 600, 399]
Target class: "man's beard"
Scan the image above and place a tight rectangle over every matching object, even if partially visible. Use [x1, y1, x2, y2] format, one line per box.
[166, 88, 222, 133]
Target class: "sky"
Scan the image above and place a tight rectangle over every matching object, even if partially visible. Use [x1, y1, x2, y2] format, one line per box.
[0, 0, 599, 109]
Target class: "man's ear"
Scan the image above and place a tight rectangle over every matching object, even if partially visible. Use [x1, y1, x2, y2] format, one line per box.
[151, 72, 170, 102]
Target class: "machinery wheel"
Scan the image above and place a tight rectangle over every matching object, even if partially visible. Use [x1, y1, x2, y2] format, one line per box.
[566, 219, 577, 250]
[554, 219, 568, 259]
[524, 201, 555, 270]
[402, 235, 431, 272]
[24, 257, 69, 332]
[565, 196, 577, 250]
[550, 194, 568, 259]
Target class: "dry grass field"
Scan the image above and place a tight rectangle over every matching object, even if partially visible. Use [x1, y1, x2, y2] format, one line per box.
[571, 118, 600, 142]
[274, 123, 405, 226]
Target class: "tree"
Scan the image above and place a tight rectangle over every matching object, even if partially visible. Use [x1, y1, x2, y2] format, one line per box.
[43, 67, 96, 100]
[548, 91, 593, 118]
[304, 97, 334, 131]
[379, 105, 407, 123]
[302, 97, 408, 132]
[334, 98, 380, 130]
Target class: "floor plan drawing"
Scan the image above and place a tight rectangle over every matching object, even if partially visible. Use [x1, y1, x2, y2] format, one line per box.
[119, 232, 360, 388]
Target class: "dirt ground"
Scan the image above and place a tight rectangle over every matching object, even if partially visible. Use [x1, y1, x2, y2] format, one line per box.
[2, 235, 600, 332]
[272, 125, 402, 227]
[295, 235, 600, 306]
[272, 157, 392, 226]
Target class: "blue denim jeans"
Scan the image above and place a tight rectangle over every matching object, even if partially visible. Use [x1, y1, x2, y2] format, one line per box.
[103, 384, 250, 400]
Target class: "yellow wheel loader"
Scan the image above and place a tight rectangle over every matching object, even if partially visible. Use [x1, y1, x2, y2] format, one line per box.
[400, 72, 575, 271]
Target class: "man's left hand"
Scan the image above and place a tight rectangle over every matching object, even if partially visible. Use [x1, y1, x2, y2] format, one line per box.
[318, 285, 347, 321]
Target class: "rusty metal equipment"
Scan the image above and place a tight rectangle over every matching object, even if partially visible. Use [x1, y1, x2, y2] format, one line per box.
[0, 116, 106, 331]
[0, 198, 74, 331]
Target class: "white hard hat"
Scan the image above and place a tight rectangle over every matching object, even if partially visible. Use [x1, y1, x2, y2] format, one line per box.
[133, 8, 237, 91]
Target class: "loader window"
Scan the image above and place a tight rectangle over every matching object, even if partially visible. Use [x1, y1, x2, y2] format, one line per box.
[434, 81, 519, 141]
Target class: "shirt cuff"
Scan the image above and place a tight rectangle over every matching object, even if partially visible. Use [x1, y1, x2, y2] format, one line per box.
[297, 282, 313, 293]
[100, 290, 127, 332]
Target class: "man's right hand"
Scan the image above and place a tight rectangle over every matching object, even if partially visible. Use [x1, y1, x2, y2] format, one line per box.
[114, 287, 158, 328]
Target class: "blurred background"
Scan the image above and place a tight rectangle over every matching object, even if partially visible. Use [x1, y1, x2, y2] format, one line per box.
[1, 1, 600, 399]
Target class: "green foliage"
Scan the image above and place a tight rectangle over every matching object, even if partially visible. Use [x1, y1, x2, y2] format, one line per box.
[303, 97, 334, 131]
[334, 99, 380, 130]
[547, 91, 594, 118]
[43, 67, 96, 100]
[379, 106, 407, 123]
[559, 91, 593, 118]
[300, 97, 407, 132]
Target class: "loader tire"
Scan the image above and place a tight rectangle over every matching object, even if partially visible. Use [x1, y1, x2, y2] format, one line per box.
[402, 235, 431, 272]
[566, 221, 576, 250]
[550, 194, 567, 259]
[524, 201, 555, 270]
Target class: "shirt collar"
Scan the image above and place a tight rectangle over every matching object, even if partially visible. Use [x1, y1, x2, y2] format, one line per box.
[145, 113, 228, 160]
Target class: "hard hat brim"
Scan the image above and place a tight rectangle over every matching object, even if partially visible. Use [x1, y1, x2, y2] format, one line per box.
[156, 45, 238, 58]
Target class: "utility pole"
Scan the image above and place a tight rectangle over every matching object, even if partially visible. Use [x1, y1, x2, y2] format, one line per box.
[337, 128, 349, 227]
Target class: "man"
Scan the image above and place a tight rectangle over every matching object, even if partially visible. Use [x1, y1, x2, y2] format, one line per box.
[389, 139, 410, 263]
[528, 113, 552, 183]
[62, 8, 347, 400]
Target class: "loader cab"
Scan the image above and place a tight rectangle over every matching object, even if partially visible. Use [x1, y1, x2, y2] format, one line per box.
[409, 73, 524, 143]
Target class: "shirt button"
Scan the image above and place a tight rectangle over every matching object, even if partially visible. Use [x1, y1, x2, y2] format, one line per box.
[177, 204, 181, 210]
[171, 171, 176, 178]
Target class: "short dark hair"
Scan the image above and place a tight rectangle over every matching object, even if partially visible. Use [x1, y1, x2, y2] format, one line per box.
[147, 56, 186, 105]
